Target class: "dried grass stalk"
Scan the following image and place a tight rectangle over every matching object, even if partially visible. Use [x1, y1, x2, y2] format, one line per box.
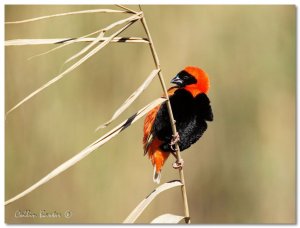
[5, 9, 132, 24]
[151, 214, 185, 224]
[5, 37, 149, 46]
[4, 97, 167, 206]
[140, 8, 191, 223]
[26, 29, 106, 60]
[65, 31, 105, 63]
[6, 19, 140, 117]
[65, 13, 142, 63]
[116, 5, 138, 14]
[95, 69, 160, 131]
[24, 11, 141, 61]
[26, 27, 111, 60]
[123, 180, 183, 223]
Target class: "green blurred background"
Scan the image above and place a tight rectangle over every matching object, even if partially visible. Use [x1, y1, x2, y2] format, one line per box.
[5, 5, 296, 224]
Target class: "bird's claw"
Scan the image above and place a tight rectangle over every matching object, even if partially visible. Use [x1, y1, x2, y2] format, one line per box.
[169, 132, 180, 151]
[172, 158, 184, 169]
[170, 132, 183, 168]
[170, 144, 177, 151]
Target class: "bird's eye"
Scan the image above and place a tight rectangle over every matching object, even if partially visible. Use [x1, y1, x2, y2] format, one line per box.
[183, 75, 189, 80]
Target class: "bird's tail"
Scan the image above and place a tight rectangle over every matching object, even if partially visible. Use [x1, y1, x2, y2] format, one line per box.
[151, 150, 170, 184]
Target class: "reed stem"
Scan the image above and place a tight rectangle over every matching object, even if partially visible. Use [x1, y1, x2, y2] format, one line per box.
[139, 9, 191, 224]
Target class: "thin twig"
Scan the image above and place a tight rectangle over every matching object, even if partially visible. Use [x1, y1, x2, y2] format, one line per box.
[139, 9, 191, 224]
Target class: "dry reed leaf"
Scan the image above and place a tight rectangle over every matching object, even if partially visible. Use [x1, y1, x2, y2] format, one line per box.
[151, 214, 186, 224]
[5, 39, 71, 46]
[123, 180, 183, 223]
[4, 97, 166, 206]
[5, 9, 132, 24]
[5, 37, 149, 46]
[27, 29, 106, 60]
[65, 31, 105, 63]
[6, 19, 139, 117]
[116, 5, 138, 14]
[26, 11, 139, 60]
[65, 13, 141, 63]
[95, 68, 160, 131]
[6, 13, 142, 61]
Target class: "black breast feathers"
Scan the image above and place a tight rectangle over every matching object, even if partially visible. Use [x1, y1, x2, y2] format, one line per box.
[152, 89, 213, 152]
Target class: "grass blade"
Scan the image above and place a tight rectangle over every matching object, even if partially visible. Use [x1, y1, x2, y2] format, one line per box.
[151, 214, 186, 224]
[5, 9, 133, 24]
[4, 97, 167, 206]
[65, 13, 141, 63]
[65, 31, 105, 63]
[27, 28, 106, 60]
[26, 11, 140, 61]
[6, 19, 140, 117]
[123, 180, 183, 223]
[116, 5, 138, 14]
[5, 37, 149, 46]
[95, 69, 160, 131]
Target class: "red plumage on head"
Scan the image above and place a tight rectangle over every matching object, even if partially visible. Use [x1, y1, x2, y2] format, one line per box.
[184, 66, 210, 95]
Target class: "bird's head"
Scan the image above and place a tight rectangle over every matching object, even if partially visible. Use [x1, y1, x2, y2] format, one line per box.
[170, 66, 210, 96]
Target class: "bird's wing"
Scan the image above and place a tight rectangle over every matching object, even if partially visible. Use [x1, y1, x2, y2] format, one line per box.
[143, 86, 179, 155]
[195, 93, 213, 121]
[143, 104, 160, 155]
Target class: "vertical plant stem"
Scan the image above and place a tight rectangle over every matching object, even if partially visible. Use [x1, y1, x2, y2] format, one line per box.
[140, 10, 191, 224]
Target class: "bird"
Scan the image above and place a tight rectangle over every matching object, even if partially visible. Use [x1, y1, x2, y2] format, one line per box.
[143, 66, 213, 184]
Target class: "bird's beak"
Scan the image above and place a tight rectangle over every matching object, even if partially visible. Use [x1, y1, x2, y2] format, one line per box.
[170, 75, 183, 86]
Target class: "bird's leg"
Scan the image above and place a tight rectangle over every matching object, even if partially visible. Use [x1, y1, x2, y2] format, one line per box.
[170, 150, 184, 170]
[168, 133, 184, 169]
[169, 132, 180, 151]
[172, 157, 184, 169]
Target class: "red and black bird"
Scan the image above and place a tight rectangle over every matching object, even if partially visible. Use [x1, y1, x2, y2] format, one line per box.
[143, 66, 213, 183]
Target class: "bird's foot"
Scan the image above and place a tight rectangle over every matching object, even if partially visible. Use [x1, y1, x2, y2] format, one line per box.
[169, 132, 180, 151]
[172, 158, 184, 169]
